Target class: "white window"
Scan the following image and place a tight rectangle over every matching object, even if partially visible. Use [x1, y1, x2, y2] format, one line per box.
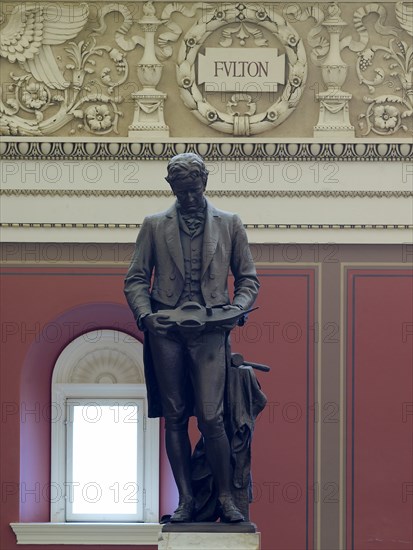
[50, 330, 159, 525]
[66, 398, 144, 522]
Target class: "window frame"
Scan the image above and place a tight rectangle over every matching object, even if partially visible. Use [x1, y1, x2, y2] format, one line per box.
[65, 397, 145, 522]
[51, 382, 159, 523]
[50, 330, 159, 526]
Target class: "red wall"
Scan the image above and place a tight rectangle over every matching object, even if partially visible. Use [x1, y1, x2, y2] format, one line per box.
[2, 262, 412, 549]
[1, 266, 155, 550]
[1, 265, 315, 550]
[235, 269, 315, 549]
[346, 270, 413, 550]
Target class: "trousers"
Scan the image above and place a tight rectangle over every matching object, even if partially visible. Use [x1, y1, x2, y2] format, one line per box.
[148, 330, 227, 438]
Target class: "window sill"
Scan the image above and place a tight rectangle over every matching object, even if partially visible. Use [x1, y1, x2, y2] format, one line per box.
[10, 522, 161, 545]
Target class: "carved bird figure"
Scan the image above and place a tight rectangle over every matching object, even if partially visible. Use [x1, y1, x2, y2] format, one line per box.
[0, 3, 89, 89]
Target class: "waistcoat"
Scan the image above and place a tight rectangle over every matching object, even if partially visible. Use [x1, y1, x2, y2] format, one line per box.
[176, 213, 205, 306]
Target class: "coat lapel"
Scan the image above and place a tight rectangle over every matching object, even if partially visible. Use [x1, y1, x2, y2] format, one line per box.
[202, 201, 221, 278]
[165, 204, 185, 278]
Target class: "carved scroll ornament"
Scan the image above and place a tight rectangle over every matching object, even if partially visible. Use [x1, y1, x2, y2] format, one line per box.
[0, 1, 412, 139]
[0, 3, 128, 136]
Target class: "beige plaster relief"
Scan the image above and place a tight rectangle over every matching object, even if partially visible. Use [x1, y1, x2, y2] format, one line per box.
[1, 1, 412, 139]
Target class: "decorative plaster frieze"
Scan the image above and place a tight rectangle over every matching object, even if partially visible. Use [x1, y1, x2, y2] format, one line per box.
[1, 1, 412, 139]
[354, 3, 413, 136]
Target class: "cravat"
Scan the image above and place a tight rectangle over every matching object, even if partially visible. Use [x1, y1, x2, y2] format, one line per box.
[180, 210, 206, 236]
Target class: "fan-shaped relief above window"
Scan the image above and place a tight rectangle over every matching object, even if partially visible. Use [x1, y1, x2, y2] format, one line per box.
[1, 1, 412, 140]
[52, 330, 145, 384]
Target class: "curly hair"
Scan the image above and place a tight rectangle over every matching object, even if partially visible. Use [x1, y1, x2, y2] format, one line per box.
[165, 153, 208, 186]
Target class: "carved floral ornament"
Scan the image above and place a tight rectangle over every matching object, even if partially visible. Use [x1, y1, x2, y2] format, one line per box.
[0, 1, 412, 139]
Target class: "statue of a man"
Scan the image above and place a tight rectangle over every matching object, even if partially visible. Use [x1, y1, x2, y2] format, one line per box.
[124, 153, 259, 523]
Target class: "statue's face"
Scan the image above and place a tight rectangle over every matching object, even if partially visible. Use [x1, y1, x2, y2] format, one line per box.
[171, 176, 206, 214]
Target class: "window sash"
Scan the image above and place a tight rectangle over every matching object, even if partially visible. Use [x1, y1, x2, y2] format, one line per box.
[51, 383, 159, 524]
[65, 398, 144, 522]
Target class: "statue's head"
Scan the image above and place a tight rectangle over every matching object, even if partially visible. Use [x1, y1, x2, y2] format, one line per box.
[165, 153, 208, 213]
[165, 153, 208, 187]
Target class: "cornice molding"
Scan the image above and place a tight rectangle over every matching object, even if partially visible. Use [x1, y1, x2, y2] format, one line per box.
[2, 189, 412, 199]
[0, 141, 411, 161]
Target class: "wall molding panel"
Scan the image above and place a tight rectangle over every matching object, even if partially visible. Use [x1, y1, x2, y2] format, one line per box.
[345, 268, 413, 550]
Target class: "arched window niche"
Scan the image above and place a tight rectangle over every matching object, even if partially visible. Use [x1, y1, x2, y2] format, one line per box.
[10, 330, 162, 546]
[51, 329, 159, 524]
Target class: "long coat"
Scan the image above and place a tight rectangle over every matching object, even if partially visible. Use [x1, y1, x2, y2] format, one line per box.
[124, 199, 260, 417]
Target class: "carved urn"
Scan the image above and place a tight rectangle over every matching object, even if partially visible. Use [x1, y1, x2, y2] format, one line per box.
[321, 4, 348, 90]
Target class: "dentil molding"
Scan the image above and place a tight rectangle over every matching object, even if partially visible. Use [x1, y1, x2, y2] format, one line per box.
[1, 189, 412, 198]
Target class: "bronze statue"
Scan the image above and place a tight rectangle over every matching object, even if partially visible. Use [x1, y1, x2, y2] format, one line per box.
[124, 153, 263, 524]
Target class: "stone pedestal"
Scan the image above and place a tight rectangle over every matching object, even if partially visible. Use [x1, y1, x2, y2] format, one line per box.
[314, 91, 354, 138]
[128, 90, 169, 137]
[158, 523, 260, 550]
